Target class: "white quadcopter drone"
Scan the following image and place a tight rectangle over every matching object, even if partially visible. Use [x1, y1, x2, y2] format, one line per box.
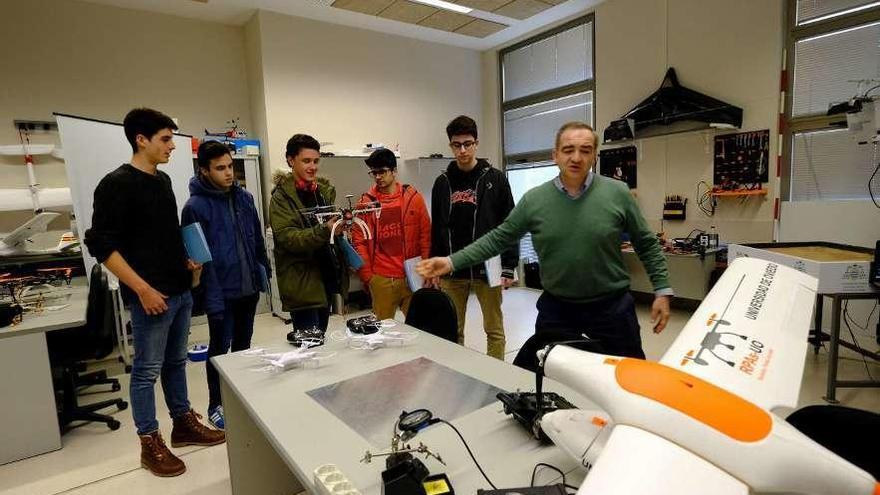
[301, 194, 382, 244]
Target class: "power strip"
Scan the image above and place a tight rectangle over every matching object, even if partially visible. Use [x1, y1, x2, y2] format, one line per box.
[314, 464, 362, 495]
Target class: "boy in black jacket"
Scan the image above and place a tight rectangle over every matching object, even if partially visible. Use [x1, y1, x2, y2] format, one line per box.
[430, 115, 519, 359]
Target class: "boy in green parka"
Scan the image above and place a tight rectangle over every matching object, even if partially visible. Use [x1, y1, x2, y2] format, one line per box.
[269, 134, 348, 342]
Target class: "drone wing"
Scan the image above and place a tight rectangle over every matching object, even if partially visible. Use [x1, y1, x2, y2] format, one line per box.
[658, 257, 818, 411]
[574, 425, 748, 495]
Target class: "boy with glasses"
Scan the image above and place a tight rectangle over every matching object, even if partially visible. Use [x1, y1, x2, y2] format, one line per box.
[429, 116, 518, 359]
[353, 148, 431, 319]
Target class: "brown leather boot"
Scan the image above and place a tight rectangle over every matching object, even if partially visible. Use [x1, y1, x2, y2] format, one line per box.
[171, 409, 226, 448]
[140, 431, 186, 477]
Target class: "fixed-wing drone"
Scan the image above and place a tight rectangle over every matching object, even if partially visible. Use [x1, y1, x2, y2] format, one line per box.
[0, 131, 78, 259]
[534, 257, 878, 495]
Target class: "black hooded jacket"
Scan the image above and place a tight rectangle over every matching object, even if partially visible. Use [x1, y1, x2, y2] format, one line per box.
[430, 159, 519, 279]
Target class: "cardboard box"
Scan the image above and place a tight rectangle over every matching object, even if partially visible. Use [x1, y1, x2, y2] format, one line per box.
[727, 242, 875, 294]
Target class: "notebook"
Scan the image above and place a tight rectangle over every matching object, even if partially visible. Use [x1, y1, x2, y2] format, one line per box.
[181, 223, 212, 264]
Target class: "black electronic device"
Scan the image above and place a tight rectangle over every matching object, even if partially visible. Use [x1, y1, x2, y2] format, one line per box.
[0, 302, 22, 328]
[347, 314, 381, 334]
[382, 452, 429, 495]
[496, 391, 576, 442]
[477, 485, 567, 495]
[603, 118, 634, 143]
[663, 195, 687, 220]
[380, 409, 444, 495]
[598, 145, 637, 189]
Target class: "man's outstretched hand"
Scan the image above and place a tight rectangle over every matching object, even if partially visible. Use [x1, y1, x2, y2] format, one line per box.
[417, 257, 453, 278]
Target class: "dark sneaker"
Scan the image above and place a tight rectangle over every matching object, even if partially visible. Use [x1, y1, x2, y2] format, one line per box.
[140, 431, 186, 477]
[170, 409, 226, 448]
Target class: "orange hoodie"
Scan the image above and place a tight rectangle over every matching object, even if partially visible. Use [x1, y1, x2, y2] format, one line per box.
[353, 183, 431, 285]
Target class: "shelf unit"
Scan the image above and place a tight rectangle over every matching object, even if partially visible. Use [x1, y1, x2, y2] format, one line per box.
[710, 188, 768, 197]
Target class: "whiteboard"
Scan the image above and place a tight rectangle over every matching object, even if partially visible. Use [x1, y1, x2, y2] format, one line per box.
[55, 113, 195, 277]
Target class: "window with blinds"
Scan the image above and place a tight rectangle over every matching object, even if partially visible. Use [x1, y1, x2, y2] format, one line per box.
[785, 1, 880, 203]
[500, 16, 594, 261]
[797, 0, 880, 25]
[791, 128, 877, 200]
[792, 20, 880, 118]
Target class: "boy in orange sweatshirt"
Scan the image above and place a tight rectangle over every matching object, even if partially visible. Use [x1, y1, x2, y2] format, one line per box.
[353, 148, 431, 319]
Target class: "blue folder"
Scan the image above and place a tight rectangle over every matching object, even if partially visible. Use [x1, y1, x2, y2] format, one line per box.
[338, 237, 363, 270]
[181, 223, 212, 264]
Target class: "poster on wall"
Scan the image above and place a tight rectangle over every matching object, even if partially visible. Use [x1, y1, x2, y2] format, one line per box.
[599, 145, 637, 189]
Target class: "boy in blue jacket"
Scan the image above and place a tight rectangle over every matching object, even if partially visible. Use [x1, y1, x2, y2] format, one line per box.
[182, 140, 270, 430]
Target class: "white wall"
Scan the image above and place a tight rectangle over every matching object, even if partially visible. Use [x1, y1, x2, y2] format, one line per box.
[482, 0, 784, 244]
[249, 10, 484, 206]
[0, 0, 253, 239]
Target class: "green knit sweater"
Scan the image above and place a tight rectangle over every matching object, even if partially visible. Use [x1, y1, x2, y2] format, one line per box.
[450, 175, 670, 302]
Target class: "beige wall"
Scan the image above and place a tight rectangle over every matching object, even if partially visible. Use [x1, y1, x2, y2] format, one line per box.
[0, 0, 252, 236]
[250, 10, 483, 203]
[482, 0, 784, 243]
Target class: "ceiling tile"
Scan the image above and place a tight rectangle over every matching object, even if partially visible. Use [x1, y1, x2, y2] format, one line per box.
[377, 0, 437, 24]
[455, 18, 507, 38]
[493, 0, 553, 19]
[418, 9, 473, 32]
[332, 0, 396, 16]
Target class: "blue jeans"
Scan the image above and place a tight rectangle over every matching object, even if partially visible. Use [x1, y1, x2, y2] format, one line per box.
[128, 292, 193, 435]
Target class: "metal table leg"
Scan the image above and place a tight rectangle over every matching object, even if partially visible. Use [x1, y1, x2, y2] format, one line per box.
[812, 294, 823, 355]
[823, 295, 842, 404]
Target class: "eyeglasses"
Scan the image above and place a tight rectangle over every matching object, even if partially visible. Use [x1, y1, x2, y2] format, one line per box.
[449, 141, 476, 150]
[367, 168, 393, 177]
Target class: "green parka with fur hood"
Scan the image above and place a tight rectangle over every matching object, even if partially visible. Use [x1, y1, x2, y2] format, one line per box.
[269, 171, 348, 312]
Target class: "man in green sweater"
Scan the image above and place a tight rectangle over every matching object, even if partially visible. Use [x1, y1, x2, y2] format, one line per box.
[417, 121, 672, 359]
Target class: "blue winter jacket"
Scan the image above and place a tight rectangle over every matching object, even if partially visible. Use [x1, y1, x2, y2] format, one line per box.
[182, 176, 270, 318]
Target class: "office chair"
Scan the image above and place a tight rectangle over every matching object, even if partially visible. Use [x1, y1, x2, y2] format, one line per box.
[786, 405, 880, 479]
[47, 264, 127, 431]
[404, 288, 458, 343]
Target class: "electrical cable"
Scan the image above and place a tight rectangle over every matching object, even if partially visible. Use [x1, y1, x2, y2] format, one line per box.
[869, 160, 880, 209]
[842, 301, 877, 382]
[437, 419, 497, 490]
[863, 82, 880, 98]
[843, 300, 878, 335]
[530, 463, 579, 493]
[696, 180, 715, 216]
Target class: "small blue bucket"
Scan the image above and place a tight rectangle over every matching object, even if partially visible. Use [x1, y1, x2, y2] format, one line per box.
[187, 344, 209, 362]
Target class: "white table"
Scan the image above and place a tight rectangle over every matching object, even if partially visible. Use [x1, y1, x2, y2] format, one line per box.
[0, 287, 87, 464]
[214, 322, 594, 494]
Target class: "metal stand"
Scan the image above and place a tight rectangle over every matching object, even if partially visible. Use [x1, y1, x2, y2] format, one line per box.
[811, 291, 880, 403]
